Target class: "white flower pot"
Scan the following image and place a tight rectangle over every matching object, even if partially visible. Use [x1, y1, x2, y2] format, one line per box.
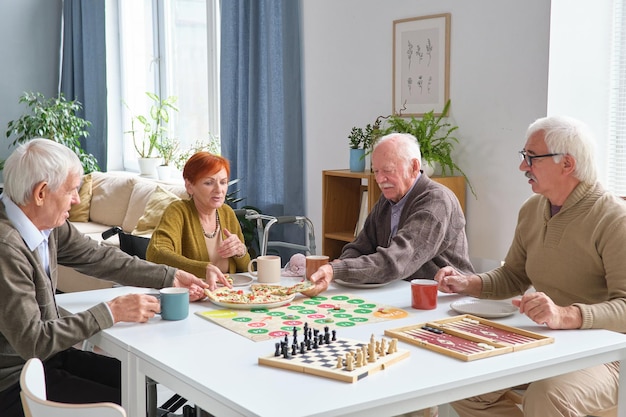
[156, 165, 172, 180]
[138, 157, 160, 178]
[421, 159, 436, 176]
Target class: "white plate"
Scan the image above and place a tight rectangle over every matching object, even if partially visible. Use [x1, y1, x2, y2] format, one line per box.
[209, 294, 295, 310]
[450, 299, 518, 318]
[334, 279, 390, 289]
[228, 274, 253, 287]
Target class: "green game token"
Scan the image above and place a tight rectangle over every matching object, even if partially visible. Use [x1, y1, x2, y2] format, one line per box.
[233, 317, 252, 323]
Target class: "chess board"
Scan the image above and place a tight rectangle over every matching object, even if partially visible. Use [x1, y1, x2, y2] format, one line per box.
[384, 314, 554, 361]
[259, 336, 410, 383]
[196, 293, 408, 342]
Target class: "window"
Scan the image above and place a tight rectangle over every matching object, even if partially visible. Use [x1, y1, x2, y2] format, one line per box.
[113, 0, 220, 172]
[607, 0, 626, 194]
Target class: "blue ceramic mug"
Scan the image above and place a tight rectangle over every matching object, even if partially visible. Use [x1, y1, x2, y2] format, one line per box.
[159, 287, 189, 320]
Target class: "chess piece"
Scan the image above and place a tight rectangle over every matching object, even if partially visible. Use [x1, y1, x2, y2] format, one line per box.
[345, 353, 354, 371]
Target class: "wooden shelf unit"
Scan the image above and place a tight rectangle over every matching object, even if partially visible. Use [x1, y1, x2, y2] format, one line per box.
[322, 169, 466, 259]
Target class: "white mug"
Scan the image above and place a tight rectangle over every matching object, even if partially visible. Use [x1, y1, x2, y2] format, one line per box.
[248, 255, 281, 284]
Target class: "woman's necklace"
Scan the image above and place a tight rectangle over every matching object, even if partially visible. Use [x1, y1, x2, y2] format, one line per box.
[202, 211, 220, 239]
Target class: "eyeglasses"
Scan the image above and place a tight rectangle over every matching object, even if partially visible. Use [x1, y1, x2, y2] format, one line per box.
[518, 150, 563, 167]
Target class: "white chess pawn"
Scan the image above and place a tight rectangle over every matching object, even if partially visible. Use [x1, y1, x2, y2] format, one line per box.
[336, 356, 343, 369]
[345, 352, 354, 371]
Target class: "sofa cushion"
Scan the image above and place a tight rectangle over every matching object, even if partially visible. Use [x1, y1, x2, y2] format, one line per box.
[90, 172, 136, 227]
[122, 181, 158, 232]
[121, 179, 188, 232]
[68, 173, 92, 222]
[133, 185, 181, 235]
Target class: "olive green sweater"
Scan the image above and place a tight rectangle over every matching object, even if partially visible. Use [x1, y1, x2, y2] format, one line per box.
[146, 199, 250, 278]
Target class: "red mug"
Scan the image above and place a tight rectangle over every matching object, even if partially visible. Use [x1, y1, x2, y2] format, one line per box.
[411, 279, 438, 310]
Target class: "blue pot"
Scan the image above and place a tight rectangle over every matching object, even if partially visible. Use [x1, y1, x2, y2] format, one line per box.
[350, 148, 366, 172]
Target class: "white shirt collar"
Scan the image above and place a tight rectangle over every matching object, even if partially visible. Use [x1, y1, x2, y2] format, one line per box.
[1, 193, 51, 251]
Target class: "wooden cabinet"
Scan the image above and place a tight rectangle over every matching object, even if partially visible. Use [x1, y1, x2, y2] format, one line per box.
[322, 169, 466, 259]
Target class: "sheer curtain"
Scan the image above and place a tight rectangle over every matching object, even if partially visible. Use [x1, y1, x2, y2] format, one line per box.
[221, 1, 305, 258]
[60, 0, 108, 170]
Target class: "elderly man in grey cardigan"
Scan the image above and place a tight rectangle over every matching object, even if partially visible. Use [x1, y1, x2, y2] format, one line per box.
[306, 132, 473, 296]
[0, 139, 208, 417]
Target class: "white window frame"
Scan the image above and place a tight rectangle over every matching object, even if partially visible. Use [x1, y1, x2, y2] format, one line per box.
[607, 0, 626, 195]
[105, 0, 220, 172]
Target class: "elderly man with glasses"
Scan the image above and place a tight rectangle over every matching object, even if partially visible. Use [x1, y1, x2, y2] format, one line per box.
[435, 115, 626, 417]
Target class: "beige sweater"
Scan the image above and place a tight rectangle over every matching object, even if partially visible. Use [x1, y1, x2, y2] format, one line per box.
[480, 182, 626, 332]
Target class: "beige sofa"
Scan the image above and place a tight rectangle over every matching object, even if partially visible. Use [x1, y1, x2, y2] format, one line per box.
[58, 171, 188, 293]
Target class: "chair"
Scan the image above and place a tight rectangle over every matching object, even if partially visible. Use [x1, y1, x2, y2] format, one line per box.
[504, 389, 616, 417]
[236, 209, 316, 257]
[19, 357, 127, 417]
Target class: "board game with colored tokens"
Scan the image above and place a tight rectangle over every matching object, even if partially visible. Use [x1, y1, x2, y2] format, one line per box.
[384, 314, 554, 361]
[258, 324, 410, 383]
[196, 293, 408, 342]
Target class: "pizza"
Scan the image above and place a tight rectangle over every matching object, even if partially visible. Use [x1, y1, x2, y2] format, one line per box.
[205, 280, 314, 305]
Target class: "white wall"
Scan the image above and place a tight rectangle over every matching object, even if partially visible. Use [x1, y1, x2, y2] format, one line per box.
[548, 0, 613, 184]
[302, 0, 551, 269]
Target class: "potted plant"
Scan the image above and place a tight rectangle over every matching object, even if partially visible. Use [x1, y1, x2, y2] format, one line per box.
[126, 92, 178, 177]
[347, 123, 378, 172]
[380, 100, 475, 196]
[155, 137, 180, 180]
[5, 92, 99, 174]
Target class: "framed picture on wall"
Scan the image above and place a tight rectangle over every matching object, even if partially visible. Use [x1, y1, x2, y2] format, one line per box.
[393, 13, 450, 116]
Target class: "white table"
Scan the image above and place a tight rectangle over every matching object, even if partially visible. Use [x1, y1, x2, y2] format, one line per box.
[57, 280, 626, 417]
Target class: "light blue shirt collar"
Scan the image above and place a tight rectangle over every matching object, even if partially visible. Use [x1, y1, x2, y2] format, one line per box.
[2, 193, 51, 274]
[1, 193, 51, 249]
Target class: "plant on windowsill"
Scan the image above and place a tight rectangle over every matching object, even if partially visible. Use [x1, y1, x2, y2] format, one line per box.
[125, 92, 178, 177]
[5, 92, 100, 174]
[154, 137, 180, 180]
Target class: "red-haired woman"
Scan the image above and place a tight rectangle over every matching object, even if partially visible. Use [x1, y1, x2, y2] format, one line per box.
[146, 152, 250, 290]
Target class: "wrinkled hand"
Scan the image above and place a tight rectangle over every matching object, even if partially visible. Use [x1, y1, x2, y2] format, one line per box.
[173, 269, 210, 301]
[107, 293, 161, 323]
[205, 264, 233, 292]
[512, 292, 582, 329]
[302, 263, 334, 297]
[217, 228, 247, 259]
[435, 266, 470, 293]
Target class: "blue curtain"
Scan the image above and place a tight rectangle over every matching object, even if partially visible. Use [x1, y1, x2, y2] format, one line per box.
[60, 0, 107, 170]
[221, 1, 305, 259]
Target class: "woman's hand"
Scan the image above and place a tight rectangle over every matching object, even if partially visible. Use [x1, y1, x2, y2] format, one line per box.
[205, 263, 232, 291]
[218, 228, 247, 259]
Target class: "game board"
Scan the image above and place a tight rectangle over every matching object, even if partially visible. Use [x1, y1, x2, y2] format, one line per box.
[258, 325, 410, 383]
[196, 293, 409, 342]
[385, 314, 554, 361]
